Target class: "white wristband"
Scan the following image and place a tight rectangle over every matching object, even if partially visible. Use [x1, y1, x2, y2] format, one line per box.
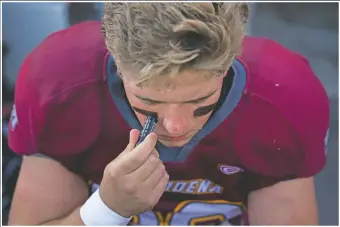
[80, 189, 132, 226]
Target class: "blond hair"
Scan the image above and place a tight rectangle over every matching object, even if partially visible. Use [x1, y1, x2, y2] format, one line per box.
[102, 2, 249, 84]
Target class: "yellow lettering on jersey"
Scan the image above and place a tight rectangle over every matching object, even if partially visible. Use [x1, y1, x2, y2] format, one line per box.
[129, 200, 246, 225]
[190, 214, 225, 225]
[131, 215, 139, 225]
[155, 211, 172, 226]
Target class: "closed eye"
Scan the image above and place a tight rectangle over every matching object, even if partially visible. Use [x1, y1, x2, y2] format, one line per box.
[188, 97, 209, 105]
[141, 99, 162, 105]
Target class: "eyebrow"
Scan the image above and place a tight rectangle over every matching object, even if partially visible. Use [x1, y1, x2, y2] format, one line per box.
[134, 90, 218, 104]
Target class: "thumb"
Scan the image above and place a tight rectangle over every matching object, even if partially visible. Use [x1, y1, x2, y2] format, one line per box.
[125, 129, 140, 152]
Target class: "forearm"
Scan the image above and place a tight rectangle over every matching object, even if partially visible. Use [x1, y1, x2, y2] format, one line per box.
[9, 207, 85, 226]
[40, 189, 133, 226]
[8, 156, 89, 226]
[39, 208, 84, 226]
[248, 177, 319, 225]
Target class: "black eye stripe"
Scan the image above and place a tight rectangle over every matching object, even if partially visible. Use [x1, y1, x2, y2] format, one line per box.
[132, 103, 217, 119]
[132, 106, 158, 117]
[193, 103, 217, 117]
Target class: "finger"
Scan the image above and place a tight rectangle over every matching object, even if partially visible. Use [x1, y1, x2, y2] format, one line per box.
[133, 132, 157, 153]
[151, 149, 160, 158]
[124, 129, 140, 152]
[149, 172, 169, 204]
[127, 155, 160, 182]
[141, 162, 166, 191]
[117, 130, 140, 160]
[121, 133, 158, 173]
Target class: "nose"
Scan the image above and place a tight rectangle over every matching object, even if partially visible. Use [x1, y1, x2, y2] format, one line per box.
[162, 110, 187, 135]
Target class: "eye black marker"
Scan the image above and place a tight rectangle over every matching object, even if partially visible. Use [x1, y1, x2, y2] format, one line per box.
[132, 106, 157, 118]
[193, 103, 218, 117]
[136, 115, 158, 146]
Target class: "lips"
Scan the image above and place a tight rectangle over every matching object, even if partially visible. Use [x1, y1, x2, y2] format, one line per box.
[158, 132, 191, 141]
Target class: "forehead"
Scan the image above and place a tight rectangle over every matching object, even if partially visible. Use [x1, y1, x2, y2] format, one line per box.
[123, 69, 223, 97]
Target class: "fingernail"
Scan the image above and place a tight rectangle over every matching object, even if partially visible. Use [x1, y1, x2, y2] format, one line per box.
[149, 132, 157, 138]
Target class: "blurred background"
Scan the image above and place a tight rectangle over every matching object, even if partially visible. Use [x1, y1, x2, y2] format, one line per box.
[2, 2, 339, 225]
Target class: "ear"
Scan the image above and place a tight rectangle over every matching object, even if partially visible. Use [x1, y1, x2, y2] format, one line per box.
[238, 3, 249, 24]
[117, 68, 123, 78]
[222, 70, 228, 78]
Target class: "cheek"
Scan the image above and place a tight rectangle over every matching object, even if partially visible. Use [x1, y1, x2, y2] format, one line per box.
[196, 112, 212, 125]
[134, 112, 148, 125]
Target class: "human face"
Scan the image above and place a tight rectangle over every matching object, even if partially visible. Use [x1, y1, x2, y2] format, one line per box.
[122, 69, 225, 147]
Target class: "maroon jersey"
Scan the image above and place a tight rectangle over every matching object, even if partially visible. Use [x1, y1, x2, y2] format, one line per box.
[9, 21, 329, 225]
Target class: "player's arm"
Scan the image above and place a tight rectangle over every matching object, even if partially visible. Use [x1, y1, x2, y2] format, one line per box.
[244, 41, 329, 225]
[245, 86, 328, 224]
[246, 112, 328, 225]
[7, 65, 167, 225]
[247, 177, 318, 225]
[7, 55, 98, 225]
[10, 130, 167, 225]
[9, 156, 88, 225]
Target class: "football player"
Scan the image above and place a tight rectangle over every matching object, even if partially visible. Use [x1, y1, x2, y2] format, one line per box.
[8, 3, 329, 225]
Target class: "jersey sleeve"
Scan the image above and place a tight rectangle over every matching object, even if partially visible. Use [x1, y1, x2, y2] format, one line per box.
[8, 53, 102, 174]
[236, 43, 330, 192]
[237, 101, 329, 192]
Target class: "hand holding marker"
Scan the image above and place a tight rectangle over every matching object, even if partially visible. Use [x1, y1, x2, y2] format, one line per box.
[82, 114, 168, 224]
